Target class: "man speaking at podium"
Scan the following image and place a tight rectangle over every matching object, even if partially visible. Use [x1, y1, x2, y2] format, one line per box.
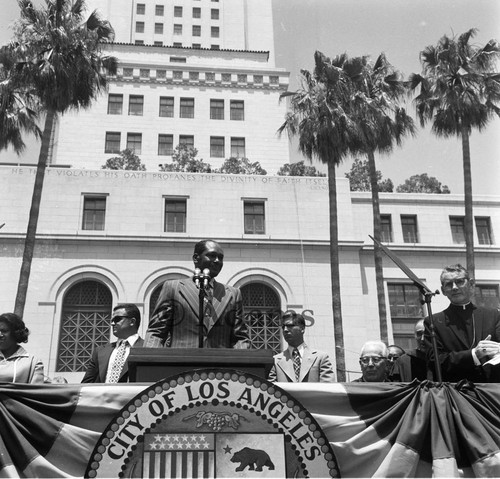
[144, 240, 249, 349]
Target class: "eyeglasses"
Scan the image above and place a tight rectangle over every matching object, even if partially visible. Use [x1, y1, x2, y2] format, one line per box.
[359, 356, 386, 366]
[442, 278, 468, 290]
[387, 355, 399, 362]
[111, 316, 129, 324]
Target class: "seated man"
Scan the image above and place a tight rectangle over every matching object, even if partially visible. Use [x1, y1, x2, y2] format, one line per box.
[387, 345, 405, 364]
[353, 340, 390, 382]
[268, 311, 335, 383]
[391, 319, 430, 382]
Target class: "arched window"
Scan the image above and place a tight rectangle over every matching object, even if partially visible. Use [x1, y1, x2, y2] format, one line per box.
[57, 280, 112, 372]
[241, 283, 281, 353]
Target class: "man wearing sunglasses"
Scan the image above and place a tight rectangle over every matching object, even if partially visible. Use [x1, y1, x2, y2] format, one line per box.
[353, 341, 391, 382]
[82, 304, 144, 383]
[425, 264, 500, 382]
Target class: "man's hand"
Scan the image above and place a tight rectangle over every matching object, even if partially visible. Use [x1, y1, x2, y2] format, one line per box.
[474, 335, 500, 363]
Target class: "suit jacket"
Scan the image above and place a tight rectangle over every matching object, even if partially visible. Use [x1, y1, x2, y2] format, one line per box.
[424, 303, 500, 382]
[267, 344, 335, 383]
[144, 278, 249, 349]
[81, 337, 144, 383]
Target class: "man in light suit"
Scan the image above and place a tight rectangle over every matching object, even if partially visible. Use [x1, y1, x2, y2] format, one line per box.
[81, 304, 144, 383]
[268, 311, 335, 382]
[144, 240, 249, 349]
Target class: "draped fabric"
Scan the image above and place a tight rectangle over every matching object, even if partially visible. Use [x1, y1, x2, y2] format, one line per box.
[0, 380, 499, 477]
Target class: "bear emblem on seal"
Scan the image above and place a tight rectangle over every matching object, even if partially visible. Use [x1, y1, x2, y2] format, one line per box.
[230, 447, 276, 472]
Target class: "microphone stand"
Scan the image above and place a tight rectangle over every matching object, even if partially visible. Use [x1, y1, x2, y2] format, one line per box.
[368, 235, 443, 383]
[198, 285, 206, 349]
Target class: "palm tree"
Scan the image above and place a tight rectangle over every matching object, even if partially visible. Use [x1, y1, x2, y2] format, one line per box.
[410, 29, 500, 278]
[0, 45, 40, 153]
[8, 0, 117, 316]
[278, 51, 360, 381]
[348, 54, 415, 342]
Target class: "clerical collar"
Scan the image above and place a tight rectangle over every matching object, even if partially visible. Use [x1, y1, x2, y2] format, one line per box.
[450, 302, 472, 310]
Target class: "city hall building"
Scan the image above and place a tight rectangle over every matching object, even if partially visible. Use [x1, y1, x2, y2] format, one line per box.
[1, 0, 499, 382]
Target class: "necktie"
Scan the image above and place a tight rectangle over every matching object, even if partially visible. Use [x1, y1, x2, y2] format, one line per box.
[107, 340, 128, 383]
[203, 285, 214, 325]
[292, 348, 301, 381]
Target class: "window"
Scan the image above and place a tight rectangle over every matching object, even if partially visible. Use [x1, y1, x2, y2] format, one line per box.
[450, 216, 465, 244]
[241, 283, 281, 353]
[136, 3, 145, 14]
[210, 99, 224, 119]
[104, 132, 120, 153]
[135, 21, 145, 33]
[231, 137, 245, 157]
[174, 6, 183, 17]
[211, 44, 220, 50]
[155, 23, 163, 34]
[155, 4, 164, 16]
[211, 26, 219, 38]
[230, 100, 244, 121]
[107, 94, 123, 115]
[159, 97, 174, 117]
[244, 201, 265, 234]
[401, 215, 418, 243]
[127, 133, 142, 154]
[179, 135, 194, 148]
[173, 24, 182, 35]
[210, 137, 224, 157]
[154, 41, 163, 46]
[82, 196, 106, 231]
[158, 134, 173, 156]
[380, 214, 393, 242]
[475, 217, 493, 245]
[134, 40, 144, 45]
[180, 98, 194, 118]
[193, 7, 201, 18]
[192, 25, 201, 36]
[192, 43, 201, 49]
[170, 56, 186, 63]
[164, 198, 187, 232]
[475, 284, 500, 309]
[211, 8, 219, 19]
[56, 281, 112, 372]
[128, 95, 144, 116]
[388, 283, 424, 351]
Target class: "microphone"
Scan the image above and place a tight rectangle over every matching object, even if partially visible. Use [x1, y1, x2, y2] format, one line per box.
[193, 268, 202, 288]
[202, 268, 211, 289]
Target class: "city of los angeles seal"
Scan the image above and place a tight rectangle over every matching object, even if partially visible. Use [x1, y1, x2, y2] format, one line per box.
[85, 369, 339, 478]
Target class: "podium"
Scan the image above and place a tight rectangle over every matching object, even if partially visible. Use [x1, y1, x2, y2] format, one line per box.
[128, 348, 275, 382]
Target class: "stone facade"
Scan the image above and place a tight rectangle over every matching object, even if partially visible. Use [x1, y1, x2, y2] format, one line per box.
[1, 165, 499, 382]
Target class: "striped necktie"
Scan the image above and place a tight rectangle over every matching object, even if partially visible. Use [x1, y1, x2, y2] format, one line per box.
[107, 340, 128, 383]
[292, 348, 301, 381]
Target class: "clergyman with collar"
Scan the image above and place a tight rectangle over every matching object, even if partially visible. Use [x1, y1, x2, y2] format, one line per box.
[424, 264, 500, 382]
[144, 239, 249, 349]
[268, 311, 335, 383]
[81, 303, 144, 383]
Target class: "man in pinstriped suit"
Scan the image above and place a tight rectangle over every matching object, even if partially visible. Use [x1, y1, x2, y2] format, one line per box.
[144, 240, 249, 349]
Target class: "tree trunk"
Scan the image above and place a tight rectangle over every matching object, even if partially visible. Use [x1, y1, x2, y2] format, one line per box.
[461, 124, 475, 279]
[367, 150, 388, 343]
[14, 109, 56, 317]
[327, 161, 346, 381]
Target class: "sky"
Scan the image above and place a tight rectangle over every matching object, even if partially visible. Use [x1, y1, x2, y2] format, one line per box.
[1, 0, 499, 195]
